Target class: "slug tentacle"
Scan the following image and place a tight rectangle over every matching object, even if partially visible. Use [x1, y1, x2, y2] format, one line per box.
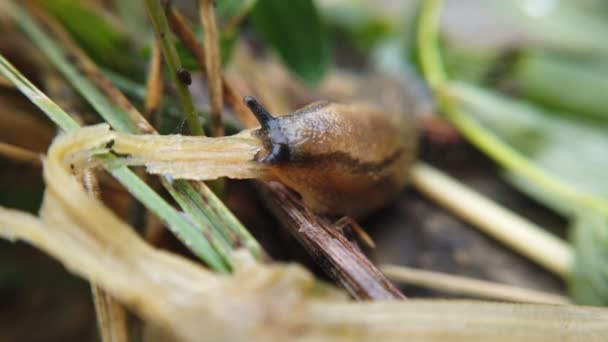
[245, 96, 291, 165]
[244, 96, 275, 129]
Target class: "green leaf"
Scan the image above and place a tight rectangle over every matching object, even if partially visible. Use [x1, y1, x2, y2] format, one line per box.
[491, 0, 608, 56]
[216, 0, 258, 27]
[569, 210, 608, 305]
[449, 83, 608, 214]
[510, 52, 608, 124]
[251, 0, 331, 84]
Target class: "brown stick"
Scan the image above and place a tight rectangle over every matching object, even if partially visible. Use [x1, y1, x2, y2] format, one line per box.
[144, 40, 164, 118]
[258, 181, 405, 300]
[199, 0, 224, 137]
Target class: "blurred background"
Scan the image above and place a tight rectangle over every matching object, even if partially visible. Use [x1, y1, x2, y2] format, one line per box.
[1, 0, 607, 340]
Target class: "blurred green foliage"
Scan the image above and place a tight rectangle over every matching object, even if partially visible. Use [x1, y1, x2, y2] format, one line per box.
[250, 0, 331, 84]
[40, 0, 134, 72]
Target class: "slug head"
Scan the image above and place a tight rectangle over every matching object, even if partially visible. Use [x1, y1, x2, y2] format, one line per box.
[244, 96, 290, 164]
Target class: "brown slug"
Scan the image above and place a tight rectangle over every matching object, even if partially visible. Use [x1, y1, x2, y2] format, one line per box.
[244, 96, 417, 218]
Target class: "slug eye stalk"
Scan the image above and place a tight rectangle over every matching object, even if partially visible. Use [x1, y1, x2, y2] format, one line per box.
[244, 96, 275, 129]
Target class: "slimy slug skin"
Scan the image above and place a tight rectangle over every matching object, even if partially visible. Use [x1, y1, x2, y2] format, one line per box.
[244, 96, 417, 217]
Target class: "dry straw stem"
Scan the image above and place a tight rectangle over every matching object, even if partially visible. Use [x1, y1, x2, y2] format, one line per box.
[0, 141, 41, 166]
[382, 264, 571, 305]
[411, 162, 573, 277]
[111, 128, 266, 180]
[91, 285, 129, 342]
[1, 126, 607, 341]
[199, 0, 224, 137]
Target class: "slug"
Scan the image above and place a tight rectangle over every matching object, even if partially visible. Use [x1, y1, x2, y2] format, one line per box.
[244, 96, 417, 218]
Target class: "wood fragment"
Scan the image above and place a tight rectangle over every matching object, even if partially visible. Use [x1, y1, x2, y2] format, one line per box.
[257, 181, 405, 300]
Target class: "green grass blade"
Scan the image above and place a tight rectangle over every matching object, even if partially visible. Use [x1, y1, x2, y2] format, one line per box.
[11, 4, 138, 134]
[0, 56, 79, 131]
[144, 0, 203, 136]
[0, 54, 229, 272]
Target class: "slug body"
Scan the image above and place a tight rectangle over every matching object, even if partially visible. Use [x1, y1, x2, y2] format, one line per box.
[245, 96, 417, 218]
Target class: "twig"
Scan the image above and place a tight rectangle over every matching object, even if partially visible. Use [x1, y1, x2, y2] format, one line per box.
[410, 162, 573, 277]
[0, 141, 41, 166]
[144, 0, 203, 136]
[144, 40, 164, 118]
[258, 181, 405, 300]
[382, 264, 570, 304]
[199, 0, 224, 137]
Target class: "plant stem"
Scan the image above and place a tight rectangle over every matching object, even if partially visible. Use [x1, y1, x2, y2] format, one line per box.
[382, 264, 570, 304]
[417, 0, 608, 217]
[144, 0, 203, 136]
[411, 163, 573, 277]
[417, 0, 446, 90]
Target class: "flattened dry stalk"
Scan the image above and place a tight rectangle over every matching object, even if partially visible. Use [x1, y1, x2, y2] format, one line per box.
[199, 0, 224, 137]
[257, 181, 405, 300]
[165, 5, 258, 127]
[144, 40, 164, 118]
[112, 129, 267, 180]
